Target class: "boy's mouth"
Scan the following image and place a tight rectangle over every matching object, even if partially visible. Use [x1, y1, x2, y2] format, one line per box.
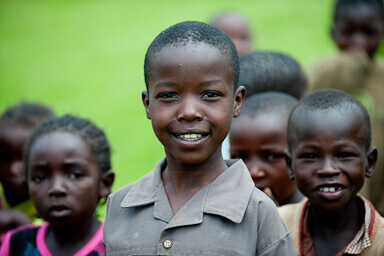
[177, 133, 205, 141]
[174, 133, 208, 142]
[315, 184, 345, 193]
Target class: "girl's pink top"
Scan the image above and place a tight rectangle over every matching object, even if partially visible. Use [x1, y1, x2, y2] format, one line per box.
[0, 222, 105, 255]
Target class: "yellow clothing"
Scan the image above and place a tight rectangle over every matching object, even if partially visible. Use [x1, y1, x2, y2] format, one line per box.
[0, 183, 39, 222]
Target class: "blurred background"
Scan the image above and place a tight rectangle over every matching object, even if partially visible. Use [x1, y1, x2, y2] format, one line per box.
[1, 0, 383, 205]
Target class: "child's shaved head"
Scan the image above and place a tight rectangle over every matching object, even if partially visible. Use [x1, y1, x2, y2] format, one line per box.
[239, 51, 307, 99]
[144, 21, 239, 90]
[288, 89, 371, 151]
[240, 92, 298, 118]
[334, 0, 383, 22]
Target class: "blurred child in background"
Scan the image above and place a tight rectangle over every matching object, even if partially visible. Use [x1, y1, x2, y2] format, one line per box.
[0, 103, 54, 244]
[0, 115, 114, 255]
[308, 0, 384, 214]
[222, 51, 307, 159]
[279, 89, 384, 255]
[239, 51, 307, 99]
[211, 11, 254, 56]
[230, 92, 303, 206]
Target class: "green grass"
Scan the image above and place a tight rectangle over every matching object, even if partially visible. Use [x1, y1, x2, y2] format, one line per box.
[0, 0, 382, 217]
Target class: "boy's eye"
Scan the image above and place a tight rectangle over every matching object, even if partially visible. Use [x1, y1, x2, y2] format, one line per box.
[202, 91, 221, 98]
[158, 92, 178, 99]
[69, 170, 85, 179]
[31, 173, 46, 183]
[267, 153, 284, 161]
[337, 152, 355, 159]
[298, 153, 318, 159]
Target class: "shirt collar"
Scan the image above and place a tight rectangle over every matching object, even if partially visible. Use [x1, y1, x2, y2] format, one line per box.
[300, 195, 373, 256]
[120, 158, 255, 224]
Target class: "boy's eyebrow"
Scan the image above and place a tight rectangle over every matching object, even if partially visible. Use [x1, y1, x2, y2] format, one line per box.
[154, 80, 226, 89]
[154, 82, 178, 89]
[200, 80, 225, 86]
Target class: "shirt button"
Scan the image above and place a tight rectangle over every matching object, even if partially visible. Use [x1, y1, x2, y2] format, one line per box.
[163, 240, 172, 249]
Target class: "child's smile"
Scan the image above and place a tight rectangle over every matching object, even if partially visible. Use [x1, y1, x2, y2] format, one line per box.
[143, 42, 243, 166]
[290, 108, 373, 212]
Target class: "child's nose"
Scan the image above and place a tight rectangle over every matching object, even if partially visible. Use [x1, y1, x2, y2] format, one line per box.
[247, 159, 266, 179]
[10, 160, 24, 177]
[350, 33, 369, 51]
[177, 97, 203, 121]
[317, 158, 340, 177]
[48, 176, 67, 197]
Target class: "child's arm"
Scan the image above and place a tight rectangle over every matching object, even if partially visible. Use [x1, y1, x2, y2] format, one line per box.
[0, 209, 31, 233]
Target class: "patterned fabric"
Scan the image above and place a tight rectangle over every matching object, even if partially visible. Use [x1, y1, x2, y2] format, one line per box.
[343, 197, 372, 255]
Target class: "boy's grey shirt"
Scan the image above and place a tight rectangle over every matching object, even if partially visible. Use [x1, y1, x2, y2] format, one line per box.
[103, 158, 295, 255]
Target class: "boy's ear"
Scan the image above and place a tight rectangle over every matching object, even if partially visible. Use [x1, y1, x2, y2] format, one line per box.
[365, 147, 377, 178]
[99, 170, 115, 198]
[285, 149, 295, 180]
[233, 85, 246, 118]
[142, 91, 151, 119]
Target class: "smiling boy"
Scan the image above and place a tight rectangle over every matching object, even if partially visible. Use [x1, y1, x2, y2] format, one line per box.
[103, 21, 294, 255]
[279, 89, 384, 255]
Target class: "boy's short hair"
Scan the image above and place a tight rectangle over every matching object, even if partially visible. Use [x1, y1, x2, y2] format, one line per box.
[288, 89, 371, 151]
[239, 51, 306, 99]
[144, 21, 239, 90]
[0, 102, 55, 130]
[333, 0, 384, 22]
[239, 92, 298, 119]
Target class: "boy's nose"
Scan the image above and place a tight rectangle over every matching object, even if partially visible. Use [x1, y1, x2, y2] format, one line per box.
[350, 33, 368, 51]
[317, 158, 340, 177]
[247, 159, 266, 179]
[10, 161, 24, 177]
[48, 176, 67, 197]
[177, 97, 203, 121]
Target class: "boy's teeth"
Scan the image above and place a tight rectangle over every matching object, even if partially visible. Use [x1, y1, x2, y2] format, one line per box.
[319, 186, 341, 192]
[179, 134, 202, 141]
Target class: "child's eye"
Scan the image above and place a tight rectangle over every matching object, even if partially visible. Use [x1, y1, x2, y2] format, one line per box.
[267, 153, 284, 161]
[69, 170, 85, 179]
[31, 173, 46, 183]
[202, 91, 221, 98]
[337, 152, 355, 159]
[298, 153, 318, 159]
[158, 92, 178, 99]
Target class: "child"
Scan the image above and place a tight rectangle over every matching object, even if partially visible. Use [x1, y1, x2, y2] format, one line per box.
[308, 0, 384, 214]
[0, 115, 115, 255]
[211, 11, 253, 56]
[230, 92, 303, 206]
[239, 51, 307, 100]
[221, 51, 307, 159]
[279, 89, 384, 255]
[103, 21, 294, 255]
[0, 103, 54, 243]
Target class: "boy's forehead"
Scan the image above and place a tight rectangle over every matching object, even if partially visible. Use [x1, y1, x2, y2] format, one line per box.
[292, 108, 365, 143]
[148, 42, 233, 90]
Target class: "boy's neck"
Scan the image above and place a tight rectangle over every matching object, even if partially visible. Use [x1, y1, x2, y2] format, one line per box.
[46, 215, 100, 256]
[162, 148, 228, 215]
[308, 196, 365, 255]
[280, 189, 303, 206]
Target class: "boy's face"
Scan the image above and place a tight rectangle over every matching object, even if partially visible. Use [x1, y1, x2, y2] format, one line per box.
[230, 113, 295, 204]
[213, 17, 252, 57]
[0, 126, 31, 198]
[288, 108, 376, 212]
[143, 42, 245, 166]
[332, 4, 384, 59]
